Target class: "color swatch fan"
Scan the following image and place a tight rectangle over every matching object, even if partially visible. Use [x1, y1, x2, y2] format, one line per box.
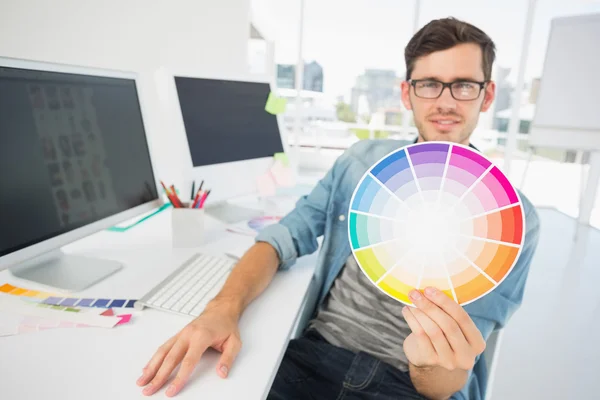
[248, 216, 282, 232]
[348, 142, 525, 306]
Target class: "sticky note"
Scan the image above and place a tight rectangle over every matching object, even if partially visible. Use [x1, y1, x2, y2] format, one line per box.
[270, 161, 295, 187]
[256, 173, 276, 197]
[274, 152, 289, 167]
[265, 92, 287, 115]
[117, 314, 132, 325]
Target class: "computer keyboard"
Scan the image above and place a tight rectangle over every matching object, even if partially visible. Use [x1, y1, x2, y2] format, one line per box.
[136, 253, 236, 317]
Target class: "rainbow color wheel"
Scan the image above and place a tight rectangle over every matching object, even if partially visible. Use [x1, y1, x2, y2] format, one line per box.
[348, 142, 525, 306]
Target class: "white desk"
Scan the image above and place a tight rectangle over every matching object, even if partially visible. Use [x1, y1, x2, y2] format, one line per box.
[0, 206, 318, 399]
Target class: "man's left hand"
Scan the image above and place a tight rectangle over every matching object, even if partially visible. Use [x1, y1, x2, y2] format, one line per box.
[402, 287, 486, 371]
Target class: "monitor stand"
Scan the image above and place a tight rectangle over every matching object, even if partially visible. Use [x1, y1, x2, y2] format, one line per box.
[205, 200, 265, 224]
[9, 250, 122, 293]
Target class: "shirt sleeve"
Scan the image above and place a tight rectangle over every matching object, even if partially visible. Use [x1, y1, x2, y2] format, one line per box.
[255, 150, 352, 271]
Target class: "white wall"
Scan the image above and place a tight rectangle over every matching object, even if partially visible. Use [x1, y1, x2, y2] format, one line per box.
[0, 0, 251, 186]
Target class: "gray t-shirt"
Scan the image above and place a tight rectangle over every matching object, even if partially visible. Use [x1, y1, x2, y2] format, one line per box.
[308, 255, 412, 372]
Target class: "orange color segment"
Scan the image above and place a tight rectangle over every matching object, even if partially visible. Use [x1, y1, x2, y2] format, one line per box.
[475, 244, 519, 282]
[0, 283, 16, 293]
[453, 269, 495, 303]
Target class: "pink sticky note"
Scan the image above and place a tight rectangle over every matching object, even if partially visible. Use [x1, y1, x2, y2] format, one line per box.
[270, 160, 295, 187]
[256, 173, 276, 197]
[116, 314, 132, 325]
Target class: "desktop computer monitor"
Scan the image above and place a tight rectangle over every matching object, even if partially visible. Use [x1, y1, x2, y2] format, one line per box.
[0, 57, 161, 292]
[171, 74, 286, 222]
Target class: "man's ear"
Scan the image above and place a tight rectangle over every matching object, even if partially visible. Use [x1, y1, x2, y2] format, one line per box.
[401, 80, 413, 111]
[481, 80, 496, 112]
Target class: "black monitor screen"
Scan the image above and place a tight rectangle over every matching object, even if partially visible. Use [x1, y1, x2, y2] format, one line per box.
[174, 77, 284, 167]
[0, 65, 158, 258]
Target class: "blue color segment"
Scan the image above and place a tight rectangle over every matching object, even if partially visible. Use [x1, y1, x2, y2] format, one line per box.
[107, 299, 126, 308]
[77, 298, 95, 307]
[92, 299, 110, 308]
[351, 175, 378, 212]
[371, 150, 410, 184]
[43, 297, 63, 305]
[59, 298, 78, 306]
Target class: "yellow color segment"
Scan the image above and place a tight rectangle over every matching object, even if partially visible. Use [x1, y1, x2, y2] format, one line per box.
[441, 290, 455, 301]
[355, 249, 386, 282]
[378, 274, 414, 305]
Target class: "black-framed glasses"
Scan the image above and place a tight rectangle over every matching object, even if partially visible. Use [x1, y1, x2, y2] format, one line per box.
[409, 79, 487, 101]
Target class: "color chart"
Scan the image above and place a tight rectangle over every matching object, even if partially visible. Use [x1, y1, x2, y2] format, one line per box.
[348, 142, 525, 306]
[0, 283, 137, 308]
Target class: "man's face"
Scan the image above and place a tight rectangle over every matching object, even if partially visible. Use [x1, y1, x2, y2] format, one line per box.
[401, 43, 496, 145]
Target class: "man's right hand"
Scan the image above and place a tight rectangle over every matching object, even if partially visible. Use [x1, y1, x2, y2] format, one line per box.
[137, 298, 243, 397]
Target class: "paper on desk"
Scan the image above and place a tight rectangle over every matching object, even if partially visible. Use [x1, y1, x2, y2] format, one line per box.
[224, 239, 255, 260]
[0, 308, 132, 337]
[226, 215, 282, 238]
[0, 325, 18, 336]
[0, 312, 21, 337]
[0, 295, 120, 329]
[226, 220, 257, 237]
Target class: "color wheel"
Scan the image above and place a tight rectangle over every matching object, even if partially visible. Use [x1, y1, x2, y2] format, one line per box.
[348, 142, 525, 306]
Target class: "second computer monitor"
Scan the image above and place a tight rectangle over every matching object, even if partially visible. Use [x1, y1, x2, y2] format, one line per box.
[173, 75, 285, 207]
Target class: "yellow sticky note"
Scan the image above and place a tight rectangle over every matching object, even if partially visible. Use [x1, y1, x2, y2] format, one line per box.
[265, 92, 287, 115]
[274, 152, 289, 167]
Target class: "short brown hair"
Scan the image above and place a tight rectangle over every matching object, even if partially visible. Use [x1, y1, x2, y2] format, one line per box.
[405, 17, 496, 81]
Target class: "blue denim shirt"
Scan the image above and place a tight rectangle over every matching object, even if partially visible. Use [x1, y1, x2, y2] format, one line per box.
[256, 139, 540, 400]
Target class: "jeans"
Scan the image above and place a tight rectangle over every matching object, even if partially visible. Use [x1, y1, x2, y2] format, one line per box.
[268, 329, 426, 400]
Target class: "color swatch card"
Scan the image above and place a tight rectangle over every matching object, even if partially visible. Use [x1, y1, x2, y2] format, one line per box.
[348, 142, 525, 306]
[248, 216, 282, 231]
[226, 216, 282, 237]
[0, 283, 137, 309]
[0, 295, 120, 328]
[0, 304, 131, 337]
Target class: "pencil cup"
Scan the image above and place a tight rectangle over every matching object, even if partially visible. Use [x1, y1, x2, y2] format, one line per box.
[171, 207, 205, 248]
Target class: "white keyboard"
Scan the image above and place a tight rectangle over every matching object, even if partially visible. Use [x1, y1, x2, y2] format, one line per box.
[136, 253, 236, 317]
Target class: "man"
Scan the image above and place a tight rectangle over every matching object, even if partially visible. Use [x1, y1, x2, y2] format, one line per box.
[137, 18, 540, 400]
